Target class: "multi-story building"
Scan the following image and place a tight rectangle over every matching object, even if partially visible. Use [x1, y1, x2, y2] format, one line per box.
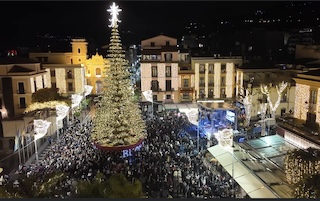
[29, 39, 90, 97]
[293, 69, 320, 129]
[178, 49, 194, 102]
[0, 58, 50, 154]
[140, 35, 179, 110]
[236, 64, 296, 118]
[192, 56, 243, 101]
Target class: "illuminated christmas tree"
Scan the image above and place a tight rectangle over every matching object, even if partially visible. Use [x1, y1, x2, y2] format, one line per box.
[91, 2, 146, 148]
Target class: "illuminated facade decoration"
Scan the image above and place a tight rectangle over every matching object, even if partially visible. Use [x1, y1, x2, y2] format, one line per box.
[236, 67, 296, 118]
[141, 35, 179, 104]
[192, 57, 242, 100]
[293, 70, 320, 124]
[293, 83, 310, 120]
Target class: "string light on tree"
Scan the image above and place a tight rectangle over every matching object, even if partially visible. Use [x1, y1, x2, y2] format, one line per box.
[92, 2, 146, 149]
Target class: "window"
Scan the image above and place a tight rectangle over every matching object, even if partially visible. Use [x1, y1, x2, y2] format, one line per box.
[200, 78, 205, 87]
[209, 77, 214, 87]
[78, 48, 81, 54]
[166, 41, 170, 46]
[18, 82, 25, 94]
[199, 89, 205, 99]
[221, 77, 225, 86]
[50, 69, 55, 77]
[42, 77, 45, 88]
[153, 95, 157, 101]
[166, 94, 171, 99]
[151, 42, 155, 47]
[68, 82, 73, 91]
[183, 79, 189, 87]
[165, 53, 172, 61]
[221, 64, 226, 73]
[183, 93, 189, 99]
[52, 82, 56, 89]
[165, 66, 171, 77]
[152, 66, 158, 77]
[34, 80, 37, 92]
[151, 80, 159, 91]
[221, 88, 226, 98]
[208, 89, 214, 98]
[88, 70, 91, 75]
[19, 97, 26, 108]
[235, 64, 239, 68]
[199, 64, 205, 73]
[165, 80, 172, 91]
[96, 68, 101, 76]
[208, 64, 214, 73]
[67, 70, 72, 79]
[281, 92, 288, 103]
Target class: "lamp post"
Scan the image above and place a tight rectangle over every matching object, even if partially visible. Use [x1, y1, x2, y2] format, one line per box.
[56, 105, 70, 142]
[33, 119, 51, 163]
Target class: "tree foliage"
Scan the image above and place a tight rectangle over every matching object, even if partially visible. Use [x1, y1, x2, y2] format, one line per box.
[294, 173, 320, 198]
[76, 173, 144, 198]
[32, 87, 61, 103]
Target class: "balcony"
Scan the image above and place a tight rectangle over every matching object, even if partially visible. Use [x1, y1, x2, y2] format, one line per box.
[165, 88, 175, 92]
[181, 96, 192, 102]
[179, 87, 194, 92]
[163, 99, 174, 104]
[17, 89, 26, 94]
[18, 104, 26, 109]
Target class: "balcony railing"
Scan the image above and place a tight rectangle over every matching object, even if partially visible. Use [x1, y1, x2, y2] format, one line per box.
[179, 87, 194, 92]
[18, 104, 27, 109]
[17, 89, 26, 94]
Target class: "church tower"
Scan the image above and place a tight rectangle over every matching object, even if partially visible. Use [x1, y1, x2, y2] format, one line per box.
[71, 38, 88, 64]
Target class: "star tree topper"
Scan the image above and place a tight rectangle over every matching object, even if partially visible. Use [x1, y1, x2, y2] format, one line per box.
[107, 2, 122, 28]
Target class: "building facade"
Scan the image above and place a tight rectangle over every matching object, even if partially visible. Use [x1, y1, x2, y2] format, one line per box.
[293, 69, 320, 130]
[192, 56, 243, 101]
[236, 66, 297, 118]
[140, 35, 179, 105]
[29, 39, 91, 97]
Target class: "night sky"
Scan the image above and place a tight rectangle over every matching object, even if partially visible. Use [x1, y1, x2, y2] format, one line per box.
[0, 1, 305, 48]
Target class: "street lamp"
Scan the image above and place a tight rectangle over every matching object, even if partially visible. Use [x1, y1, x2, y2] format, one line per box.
[55, 105, 70, 141]
[33, 119, 51, 162]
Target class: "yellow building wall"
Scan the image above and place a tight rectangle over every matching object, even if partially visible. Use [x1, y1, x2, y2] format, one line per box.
[85, 53, 109, 95]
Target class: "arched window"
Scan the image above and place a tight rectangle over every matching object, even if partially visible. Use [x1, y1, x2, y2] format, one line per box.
[78, 48, 81, 54]
[96, 68, 101, 76]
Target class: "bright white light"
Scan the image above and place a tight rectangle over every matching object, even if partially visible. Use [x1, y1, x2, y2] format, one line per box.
[142, 90, 153, 102]
[216, 128, 234, 153]
[56, 105, 70, 122]
[71, 94, 83, 108]
[84, 85, 93, 96]
[34, 119, 51, 140]
[186, 109, 198, 125]
[107, 2, 122, 28]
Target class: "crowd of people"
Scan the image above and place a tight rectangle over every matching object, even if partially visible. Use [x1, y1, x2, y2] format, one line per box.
[1, 109, 244, 198]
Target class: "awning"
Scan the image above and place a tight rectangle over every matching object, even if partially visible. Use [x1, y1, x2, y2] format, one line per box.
[207, 145, 278, 198]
